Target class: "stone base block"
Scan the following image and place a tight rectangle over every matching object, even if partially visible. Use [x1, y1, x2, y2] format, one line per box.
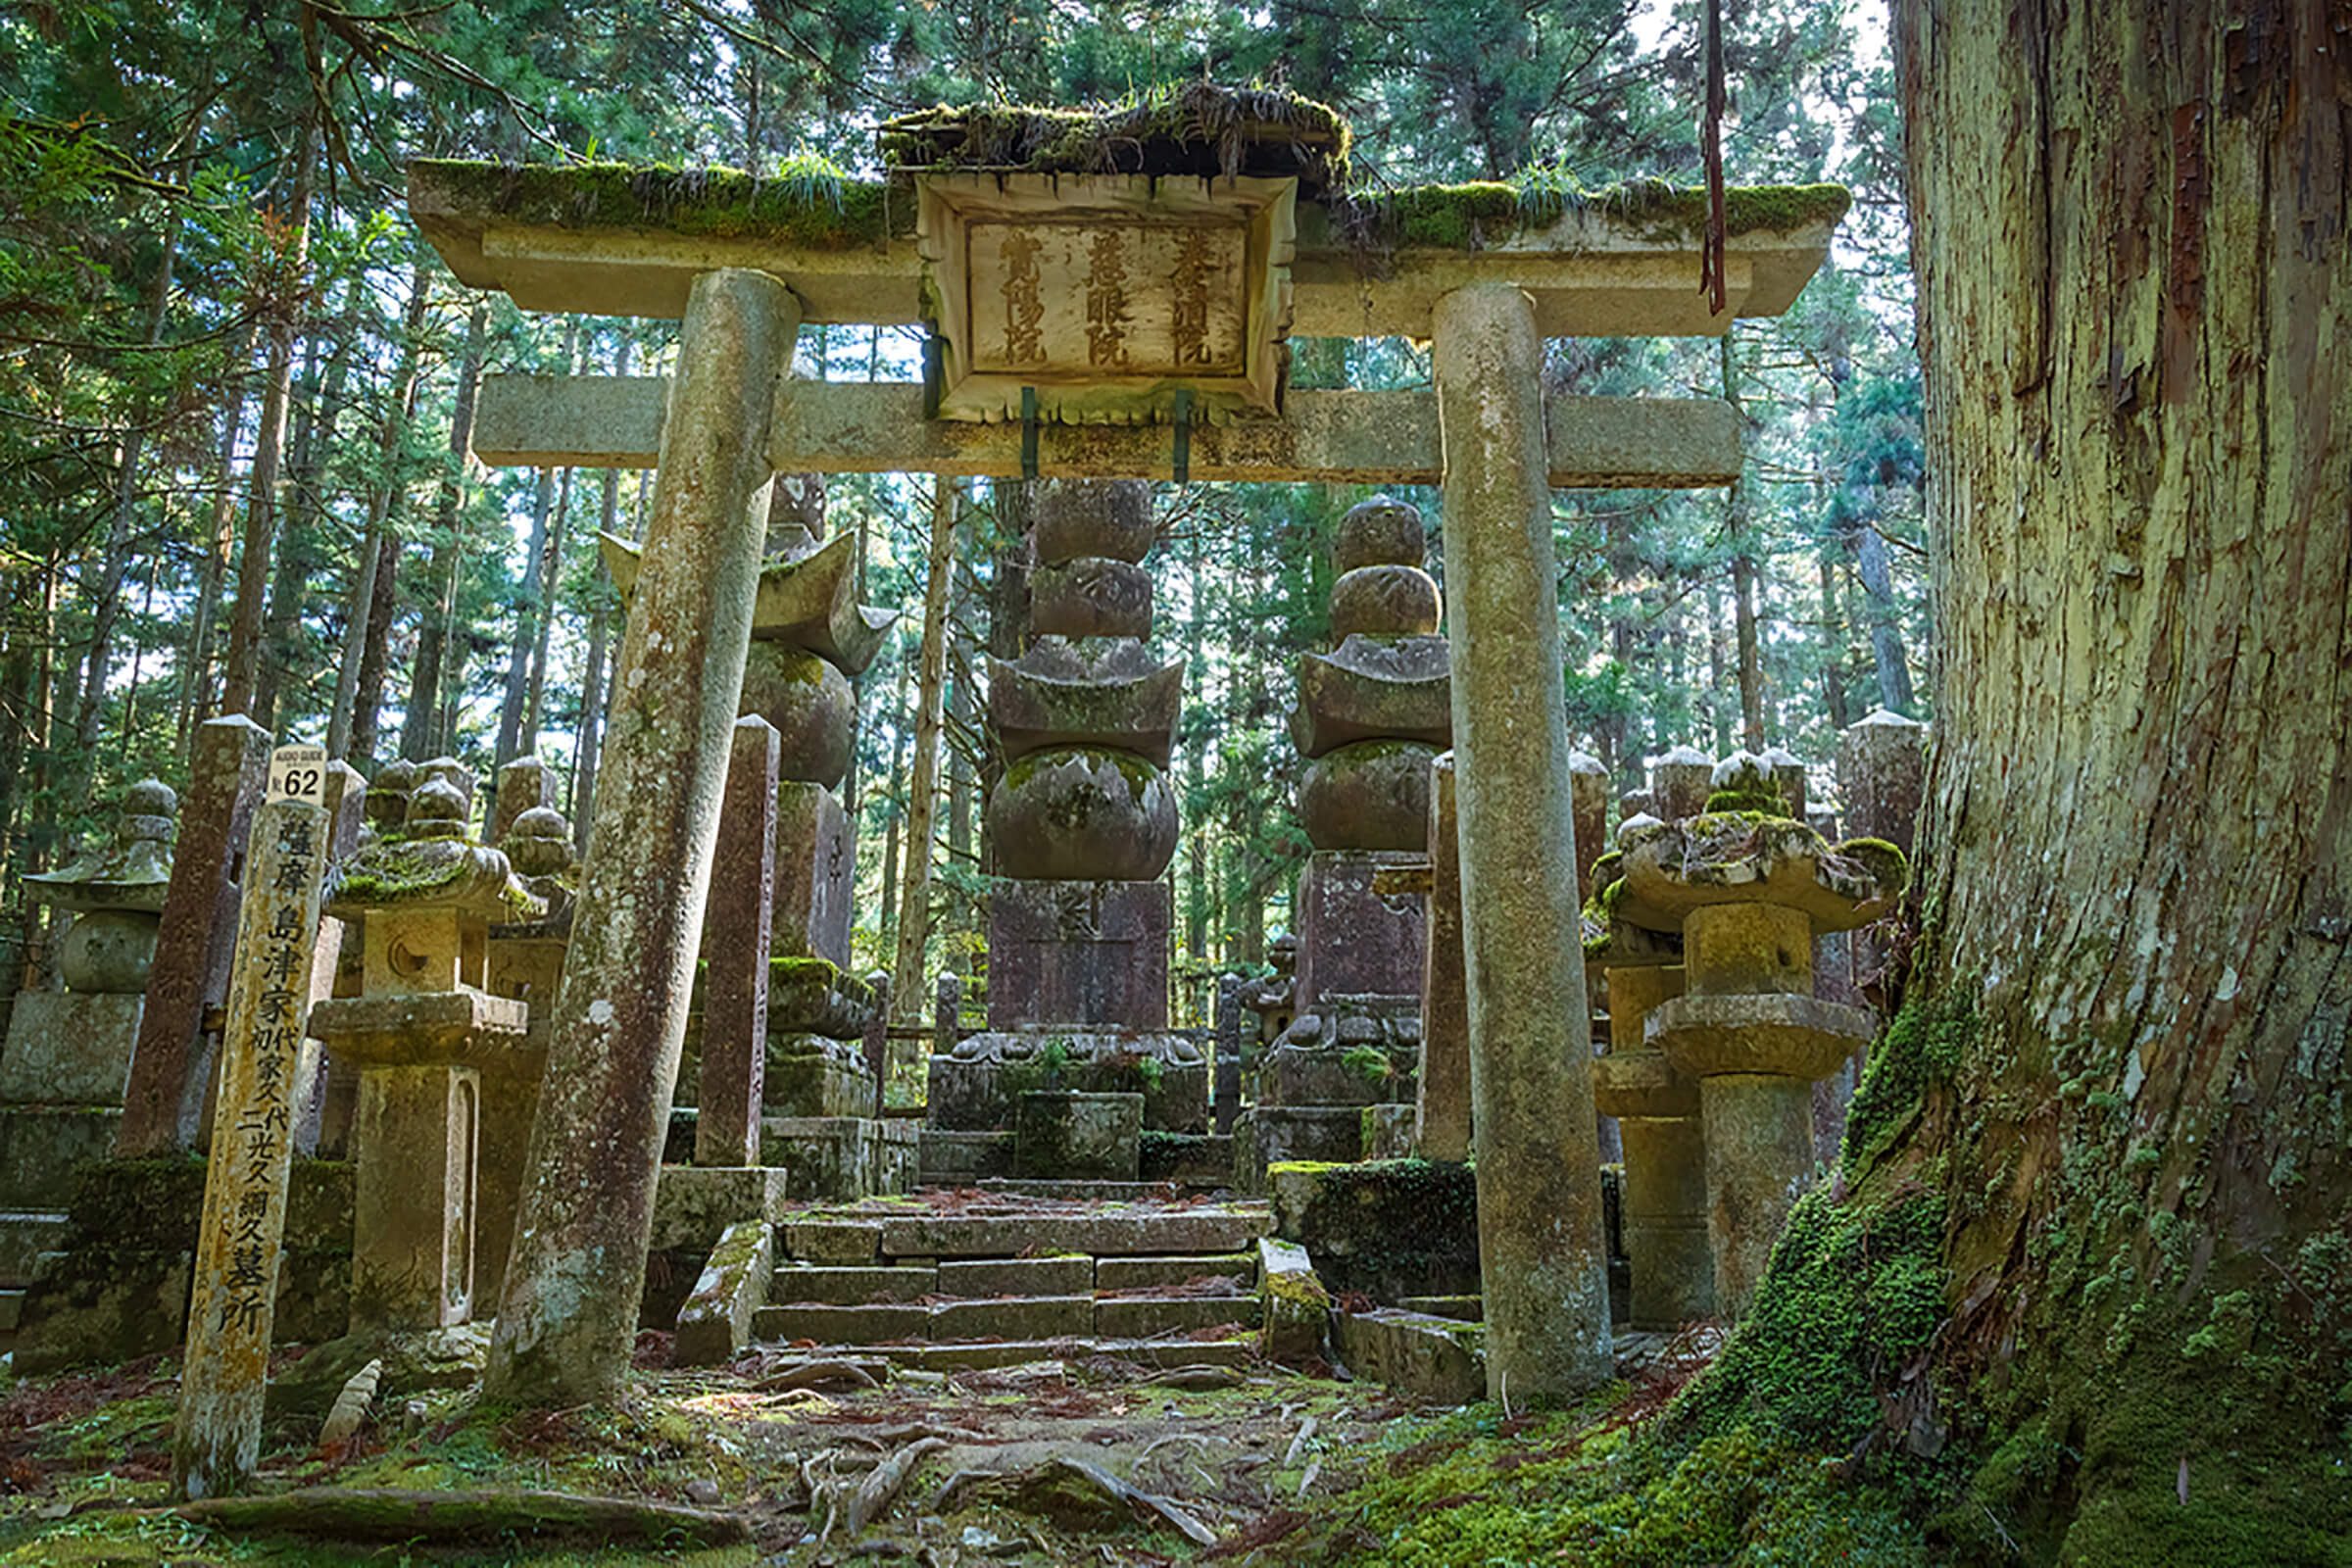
[1268, 1157, 1481, 1301]
[1334, 1307, 1484, 1403]
[0, 992, 142, 1104]
[0, 1106, 123, 1209]
[1232, 1106, 1366, 1192]
[927, 1031, 1207, 1133]
[14, 1157, 353, 1374]
[763, 1116, 918, 1201]
[1014, 1091, 1142, 1181]
[773, 783, 854, 967]
[764, 1037, 875, 1118]
[651, 1164, 789, 1251]
[986, 880, 1169, 1031]
[1296, 851, 1427, 1007]
[920, 1129, 1015, 1186]
[1139, 1131, 1235, 1186]
[673, 1216, 773, 1367]
[1258, 1237, 1330, 1365]
[1260, 995, 1422, 1107]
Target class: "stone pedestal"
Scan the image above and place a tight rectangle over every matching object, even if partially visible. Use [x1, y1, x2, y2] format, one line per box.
[1591, 966, 1709, 1328]
[1293, 852, 1427, 1005]
[985, 879, 1170, 1031]
[1618, 763, 1905, 1317]
[1014, 1090, 1143, 1180]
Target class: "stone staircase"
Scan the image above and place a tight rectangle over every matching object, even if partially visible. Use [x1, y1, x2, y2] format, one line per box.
[752, 1195, 1273, 1369]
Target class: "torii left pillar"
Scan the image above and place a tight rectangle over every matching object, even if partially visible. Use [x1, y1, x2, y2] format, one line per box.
[486, 268, 798, 1405]
[1434, 282, 1613, 1400]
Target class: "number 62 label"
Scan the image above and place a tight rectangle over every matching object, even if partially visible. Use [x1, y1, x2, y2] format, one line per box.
[268, 745, 328, 804]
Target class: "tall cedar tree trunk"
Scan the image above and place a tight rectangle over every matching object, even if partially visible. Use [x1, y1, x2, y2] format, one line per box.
[257, 286, 357, 729]
[1719, 331, 1766, 752]
[983, 477, 1033, 872]
[75, 202, 179, 771]
[1762, 4, 2352, 1556]
[876, 652, 911, 956]
[570, 338, 631, 841]
[401, 302, 487, 760]
[1852, 519, 1915, 714]
[218, 119, 317, 717]
[494, 466, 559, 765]
[889, 476, 959, 1026]
[328, 262, 429, 761]
[519, 466, 569, 755]
[1816, 554, 1851, 730]
[177, 323, 254, 747]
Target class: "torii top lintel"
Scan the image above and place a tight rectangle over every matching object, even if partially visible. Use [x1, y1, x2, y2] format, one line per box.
[406, 161, 1846, 343]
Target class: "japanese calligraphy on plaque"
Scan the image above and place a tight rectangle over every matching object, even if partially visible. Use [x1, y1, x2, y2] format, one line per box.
[916, 173, 1297, 424]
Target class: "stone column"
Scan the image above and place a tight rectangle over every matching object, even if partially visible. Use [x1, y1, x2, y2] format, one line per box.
[1568, 751, 1610, 906]
[1651, 746, 1715, 822]
[1592, 966, 1710, 1327]
[120, 716, 271, 1155]
[696, 715, 780, 1167]
[1433, 282, 1611, 1397]
[486, 267, 797, 1407]
[1212, 974, 1244, 1134]
[1416, 752, 1472, 1162]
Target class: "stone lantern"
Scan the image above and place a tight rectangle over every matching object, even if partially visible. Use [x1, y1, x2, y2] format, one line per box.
[309, 774, 543, 1333]
[1611, 753, 1907, 1315]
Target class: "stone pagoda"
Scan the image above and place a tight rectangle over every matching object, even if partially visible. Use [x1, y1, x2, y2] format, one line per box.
[0, 781, 178, 1315]
[928, 479, 1205, 1182]
[1238, 497, 1448, 1183]
[1600, 752, 1907, 1317]
[309, 773, 542, 1335]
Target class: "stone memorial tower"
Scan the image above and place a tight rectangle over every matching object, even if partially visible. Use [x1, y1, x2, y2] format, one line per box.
[926, 479, 1206, 1182]
[1239, 496, 1448, 1183]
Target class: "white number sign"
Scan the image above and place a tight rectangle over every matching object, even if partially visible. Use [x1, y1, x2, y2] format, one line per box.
[267, 745, 327, 805]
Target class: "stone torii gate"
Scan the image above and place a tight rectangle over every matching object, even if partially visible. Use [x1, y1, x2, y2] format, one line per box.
[405, 137, 1841, 1406]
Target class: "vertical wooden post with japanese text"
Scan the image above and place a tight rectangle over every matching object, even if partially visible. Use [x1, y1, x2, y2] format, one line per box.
[172, 746, 331, 1499]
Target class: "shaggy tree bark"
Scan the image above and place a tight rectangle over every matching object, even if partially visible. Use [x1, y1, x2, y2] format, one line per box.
[1837, 3, 2352, 1555]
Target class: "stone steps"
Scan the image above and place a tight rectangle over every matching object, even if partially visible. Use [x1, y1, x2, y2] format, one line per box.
[779, 1203, 1270, 1263]
[752, 1199, 1271, 1366]
[769, 1335, 1259, 1373]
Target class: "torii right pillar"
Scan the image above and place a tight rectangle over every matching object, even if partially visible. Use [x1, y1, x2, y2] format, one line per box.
[1433, 283, 1612, 1399]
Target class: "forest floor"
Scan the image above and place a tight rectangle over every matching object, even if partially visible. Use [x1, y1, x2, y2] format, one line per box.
[0, 1327, 1930, 1567]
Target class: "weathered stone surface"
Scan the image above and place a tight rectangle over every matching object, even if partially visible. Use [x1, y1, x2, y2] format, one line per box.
[0, 1105, 122, 1207]
[1013, 1091, 1142, 1181]
[738, 643, 856, 789]
[1097, 1294, 1256, 1337]
[761, 1115, 911, 1200]
[918, 1128, 1016, 1185]
[782, 1218, 883, 1264]
[1616, 813, 1907, 933]
[121, 716, 270, 1156]
[1268, 1157, 1481, 1301]
[1837, 708, 1927, 853]
[761, 1039, 875, 1118]
[1096, 1252, 1251, 1291]
[870, 1205, 1270, 1259]
[0, 993, 143, 1105]
[939, 1255, 1093, 1297]
[1295, 852, 1428, 1006]
[1647, 992, 1877, 1082]
[1697, 1072, 1819, 1317]
[1261, 1004, 1420, 1107]
[650, 1165, 788, 1252]
[770, 784, 854, 966]
[769, 1263, 938, 1303]
[491, 757, 561, 846]
[934, 1294, 1095, 1341]
[1298, 740, 1439, 852]
[1569, 750, 1610, 906]
[1034, 477, 1153, 564]
[1030, 558, 1152, 639]
[1332, 495, 1427, 573]
[349, 1062, 482, 1332]
[1329, 564, 1441, 639]
[1417, 755, 1471, 1162]
[487, 267, 798, 1409]
[929, 1030, 1207, 1135]
[983, 879, 1170, 1031]
[606, 528, 898, 677]
[986, 749, 1176, 881]
[1683, 902, 1815, 996]
[1289, 635, 1452, 759]
[698, 717, 779, 1167]
[1233, 1105, 1366, 1185]
[1615, 1113, 1712, 1328]
[672, 1215, 772, 1366]
[1336, 1307, 1484, 1402]
[1650, 745, 1715, 822]
[1758, 746, 1808, 819]
[1436, 281, 1611, 1396]
[757, 1299, 928, 1343]
[988, 640, 1182, 767]
[1361, 1102, 1419, 1159]
[1257, 1237, 1329, 1364]
[307, 990, 530, 1066]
